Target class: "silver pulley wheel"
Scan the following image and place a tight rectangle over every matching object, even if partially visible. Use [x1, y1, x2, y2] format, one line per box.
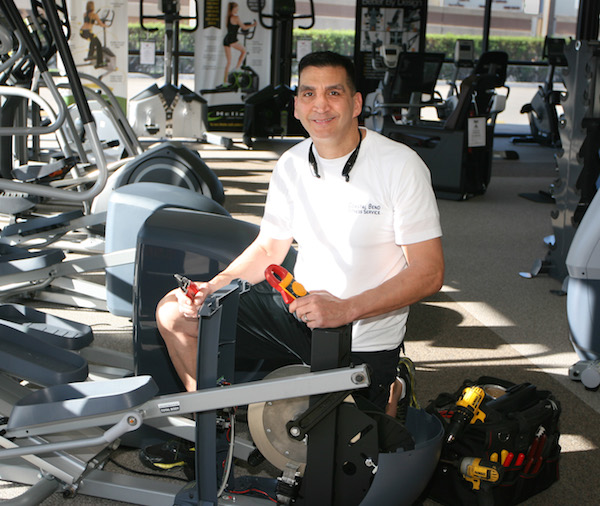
[247, 364, 311, 475]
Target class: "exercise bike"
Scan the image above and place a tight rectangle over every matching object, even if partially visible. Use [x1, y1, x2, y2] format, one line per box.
[513, 36, 567, 149]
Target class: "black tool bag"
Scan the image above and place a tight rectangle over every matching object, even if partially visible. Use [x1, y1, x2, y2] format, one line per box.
[424, 376, 561, 506]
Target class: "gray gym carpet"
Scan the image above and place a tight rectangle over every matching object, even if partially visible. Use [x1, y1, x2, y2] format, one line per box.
[1, 134, 599, 505]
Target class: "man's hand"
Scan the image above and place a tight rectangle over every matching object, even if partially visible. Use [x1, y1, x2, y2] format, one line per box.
[289, 290, 354, 329]
[175, 281, 213, 319]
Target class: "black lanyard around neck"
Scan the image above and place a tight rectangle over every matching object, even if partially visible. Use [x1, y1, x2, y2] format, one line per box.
[308, 128, 363, 182]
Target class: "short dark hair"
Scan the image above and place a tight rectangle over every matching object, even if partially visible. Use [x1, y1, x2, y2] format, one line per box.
[297, 51, 357, 93]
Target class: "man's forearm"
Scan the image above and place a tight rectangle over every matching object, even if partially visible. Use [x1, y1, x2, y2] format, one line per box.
[346, 264, 444, 322]
[208, 234, 293, 288]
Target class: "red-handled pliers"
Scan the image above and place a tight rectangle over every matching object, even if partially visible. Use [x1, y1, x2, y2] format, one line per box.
[174, 273, 199, 300]
[264, 264, 307, 304]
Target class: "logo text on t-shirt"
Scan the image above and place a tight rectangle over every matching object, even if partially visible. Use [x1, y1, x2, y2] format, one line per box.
[349, 202, 381, 215]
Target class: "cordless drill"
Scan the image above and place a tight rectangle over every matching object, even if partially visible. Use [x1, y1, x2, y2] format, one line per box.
[446, 386, 486, 444]
[459, 457, 503, 490]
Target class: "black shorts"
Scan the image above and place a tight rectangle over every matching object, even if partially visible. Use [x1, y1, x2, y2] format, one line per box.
[223, 34, 238, 46]
[234, 280, 400, 410]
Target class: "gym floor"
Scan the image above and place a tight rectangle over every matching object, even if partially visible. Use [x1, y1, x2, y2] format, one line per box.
[1, 130, 599, 505]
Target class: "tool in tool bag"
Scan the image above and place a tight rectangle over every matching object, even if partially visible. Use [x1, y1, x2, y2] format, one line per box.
[446, 385, 487, 443]
[174, 273, 199, 300]
[459, 457, 503, 490]
[264, 264, 307, 304]
[426, 376, 561, 506]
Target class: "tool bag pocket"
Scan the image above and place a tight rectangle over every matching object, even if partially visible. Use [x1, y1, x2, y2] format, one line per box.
[424, 376, 561, 506]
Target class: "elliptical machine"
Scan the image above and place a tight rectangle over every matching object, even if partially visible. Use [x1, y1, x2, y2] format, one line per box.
[513, 36, 567, 148]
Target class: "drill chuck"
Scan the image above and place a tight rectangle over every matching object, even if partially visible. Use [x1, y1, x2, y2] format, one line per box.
[446, 386, 486, 444]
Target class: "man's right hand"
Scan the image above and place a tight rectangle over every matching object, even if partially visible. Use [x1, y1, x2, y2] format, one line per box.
[175, 282, 212, 319]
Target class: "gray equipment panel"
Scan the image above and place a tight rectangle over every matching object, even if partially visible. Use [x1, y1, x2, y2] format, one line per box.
[105, 182, 229, 317]
[0, 322, 88, 386]
[0, 302, 93, 350]
[7, 375, 158, 431]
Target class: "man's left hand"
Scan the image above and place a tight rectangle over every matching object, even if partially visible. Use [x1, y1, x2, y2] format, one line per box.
[289, 290, 353, 329]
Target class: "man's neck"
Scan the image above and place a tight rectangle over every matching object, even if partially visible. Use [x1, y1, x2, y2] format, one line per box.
[313, 126, 363, 159]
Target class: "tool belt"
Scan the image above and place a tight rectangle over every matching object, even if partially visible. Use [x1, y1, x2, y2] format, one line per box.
[424, 376, 561, 506]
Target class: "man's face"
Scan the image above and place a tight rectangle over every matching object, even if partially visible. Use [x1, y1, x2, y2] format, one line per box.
[294, 65, 362, 144]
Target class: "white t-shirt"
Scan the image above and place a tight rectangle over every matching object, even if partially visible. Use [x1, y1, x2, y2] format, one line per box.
[260, 128, 442, 352]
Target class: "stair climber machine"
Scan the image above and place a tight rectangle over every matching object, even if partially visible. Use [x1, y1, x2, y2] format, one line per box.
[242, 0, 314, 147]
[513, 36, 567, 149]
[128, 0, 233, 148]
[363, 46, 509, 200]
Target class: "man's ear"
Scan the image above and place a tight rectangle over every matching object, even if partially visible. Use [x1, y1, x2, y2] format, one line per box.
[293, 95, 299, 120]
[353, 92, 363, 119]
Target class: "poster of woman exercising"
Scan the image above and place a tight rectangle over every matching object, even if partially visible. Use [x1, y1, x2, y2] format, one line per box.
[66, 0, 128, 101]
[194, 0, 270, 131]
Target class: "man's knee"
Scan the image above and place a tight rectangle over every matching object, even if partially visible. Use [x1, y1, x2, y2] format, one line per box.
[156, 291, 180, 335]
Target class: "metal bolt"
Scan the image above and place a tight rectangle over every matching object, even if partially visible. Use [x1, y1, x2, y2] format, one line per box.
[352, 372, 366, 384]
[289, 426, 301, 437]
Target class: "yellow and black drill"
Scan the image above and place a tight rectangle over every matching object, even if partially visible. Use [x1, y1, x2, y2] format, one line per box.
[446, 385, 487, 444]
[459, 457, 503, 490]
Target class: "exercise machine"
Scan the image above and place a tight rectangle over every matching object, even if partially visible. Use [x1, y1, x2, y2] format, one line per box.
[364, 48, 509, 199]
[241, 0, 314, 147]
[0, 202, 445, 504]
[437, 39, 475, 121]
[0, 289, 373, 505]
[566, 183, 600, 389]
[0, 0, 225, 314]
[513, 36, 567, 149]
[128, 0, 232, 148]
[530, 40, 600, 281]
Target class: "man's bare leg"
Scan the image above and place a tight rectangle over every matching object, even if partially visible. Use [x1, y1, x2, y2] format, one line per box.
[385, 378, 404, 417]
[156, 290, 200, 392]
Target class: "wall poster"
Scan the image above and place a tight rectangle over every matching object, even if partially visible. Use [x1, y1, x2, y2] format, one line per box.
[67, 0, 128, 109]
[354, 0, 427, 96]
[194, 0, 272, 131]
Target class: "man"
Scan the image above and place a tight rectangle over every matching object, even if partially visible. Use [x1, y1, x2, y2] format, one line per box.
[143, 51, 443, 470]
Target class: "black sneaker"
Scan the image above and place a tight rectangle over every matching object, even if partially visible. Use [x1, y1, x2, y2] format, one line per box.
[139, 439, 195, 472]
[396, 357, 419, 424]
